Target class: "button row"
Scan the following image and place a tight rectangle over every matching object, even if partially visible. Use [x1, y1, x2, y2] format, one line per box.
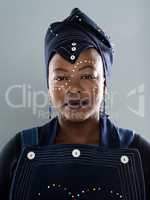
[27, 149, 129, 164]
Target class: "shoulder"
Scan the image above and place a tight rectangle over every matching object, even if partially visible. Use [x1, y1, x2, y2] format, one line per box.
[0, 132, 21, 198]
[0, 132, 21, 175]
[129, 132, 150, 170]
[129, 133, 150, 200]
[129, 133, 150, 154]
[0, 132, 21, 165]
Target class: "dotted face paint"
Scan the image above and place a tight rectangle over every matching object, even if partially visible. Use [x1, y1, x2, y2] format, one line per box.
[51, 59, 99, 92]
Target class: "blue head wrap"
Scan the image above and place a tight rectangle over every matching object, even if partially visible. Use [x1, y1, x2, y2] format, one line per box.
[44, 8, 114, 89]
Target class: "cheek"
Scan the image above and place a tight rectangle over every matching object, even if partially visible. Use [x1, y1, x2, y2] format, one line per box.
[49, 86, 66, 106]
[91, 81, 104, 103]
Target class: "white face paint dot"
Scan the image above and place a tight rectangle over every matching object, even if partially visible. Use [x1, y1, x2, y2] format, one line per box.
[120, 155, 129, 164]
[65, 82, 68, 85]
[70, 55, 75, 60]
[72, 69, 75, 72]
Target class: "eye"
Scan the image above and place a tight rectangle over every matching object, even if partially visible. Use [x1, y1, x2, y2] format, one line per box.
[54, 76, 69, 81]
[81, 74, 97, 80]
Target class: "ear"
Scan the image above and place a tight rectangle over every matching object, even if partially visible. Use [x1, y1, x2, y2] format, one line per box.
[48, 89, 52, 99]
[104, 85, 108, 96]
[48, 90, 50, 96]
[103, 78, 108, 96]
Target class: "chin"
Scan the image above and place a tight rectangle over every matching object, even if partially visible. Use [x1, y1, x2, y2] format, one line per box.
[61, 109, 93, 122]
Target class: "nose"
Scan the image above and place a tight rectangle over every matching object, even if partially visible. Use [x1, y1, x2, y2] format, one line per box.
[67, 89, 81, 99]
[67, 76, 82, 95]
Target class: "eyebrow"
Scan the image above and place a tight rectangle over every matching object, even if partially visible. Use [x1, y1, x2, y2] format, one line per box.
[53, 65, 95, 72]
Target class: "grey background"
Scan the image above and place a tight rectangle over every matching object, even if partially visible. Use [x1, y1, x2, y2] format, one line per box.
[0, 0, 149, 150]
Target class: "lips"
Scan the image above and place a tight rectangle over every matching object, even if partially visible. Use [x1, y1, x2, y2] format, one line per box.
[64, 99, 89, 108]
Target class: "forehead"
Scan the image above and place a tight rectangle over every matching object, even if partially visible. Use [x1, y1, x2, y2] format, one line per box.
[49, 48, 103, 71]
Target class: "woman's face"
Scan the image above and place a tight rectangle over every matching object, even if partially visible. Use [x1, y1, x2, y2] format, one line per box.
[48, 48, 106, 121]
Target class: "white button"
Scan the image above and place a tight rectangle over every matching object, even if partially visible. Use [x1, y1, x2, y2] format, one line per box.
[70, 55, 75, 60]
[120, 155, 129, 164]
[27, 151, 35, 160]
[71, 47, 76, 51]
[72, 149, 80, 157]
[72, 42, 77, 46]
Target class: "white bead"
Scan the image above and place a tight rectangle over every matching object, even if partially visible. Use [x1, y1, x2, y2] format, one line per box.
[72, 42, 77, 46]
[70, 55, 75, 60]
[120, 155, 129, 164]
[71, 47, 76, 51]
[27, 151, 35, 160]
[72, 149, 80, 157]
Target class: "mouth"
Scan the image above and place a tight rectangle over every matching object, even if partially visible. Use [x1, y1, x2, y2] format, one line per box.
[64, 99, 89, 109]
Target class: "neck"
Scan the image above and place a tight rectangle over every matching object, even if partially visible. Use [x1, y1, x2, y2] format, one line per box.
[56, 112, 100, 144]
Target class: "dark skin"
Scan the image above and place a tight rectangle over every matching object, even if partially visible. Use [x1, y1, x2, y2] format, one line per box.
[48, 48, 108, 144]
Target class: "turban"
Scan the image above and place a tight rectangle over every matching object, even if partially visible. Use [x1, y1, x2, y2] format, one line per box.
[44, 8, 114, 89]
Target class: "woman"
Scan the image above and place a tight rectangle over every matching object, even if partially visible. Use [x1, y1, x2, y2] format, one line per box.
[0, 8, 150, 200]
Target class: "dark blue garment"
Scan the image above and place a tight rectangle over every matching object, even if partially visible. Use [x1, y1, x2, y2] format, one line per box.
[9, 115, 146, 200]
